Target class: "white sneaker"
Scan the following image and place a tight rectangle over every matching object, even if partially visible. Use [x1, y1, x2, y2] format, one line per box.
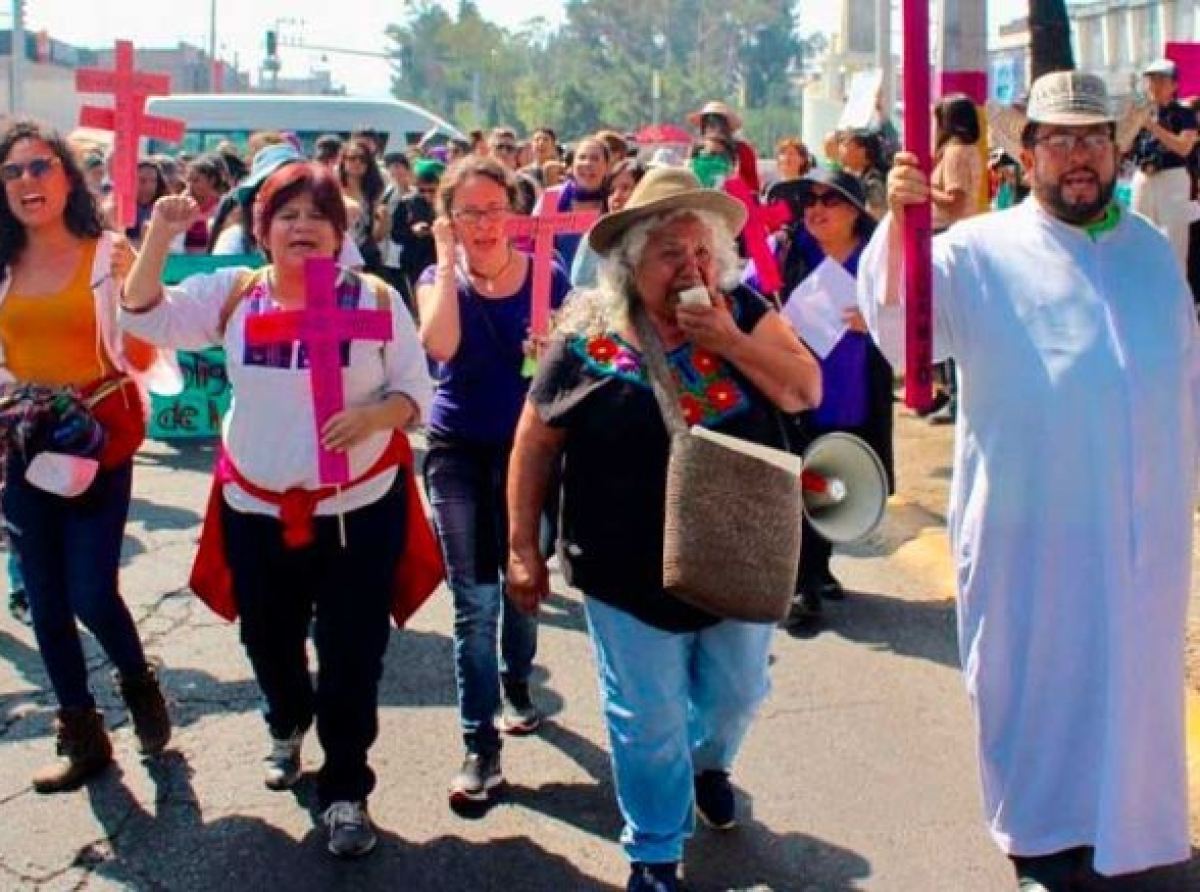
[263, 730, 304, 791]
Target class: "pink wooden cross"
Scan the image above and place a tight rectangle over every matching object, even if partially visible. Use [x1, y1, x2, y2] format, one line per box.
[76, 40, 185, 231]
[723, 177, 793, 297]
[243, 258, 394, 485]
[506, 209, 599, 337]
[902, 0, 935, 411]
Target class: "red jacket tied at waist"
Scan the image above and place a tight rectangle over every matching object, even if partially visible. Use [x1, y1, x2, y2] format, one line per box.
[189, 431, 444, 627]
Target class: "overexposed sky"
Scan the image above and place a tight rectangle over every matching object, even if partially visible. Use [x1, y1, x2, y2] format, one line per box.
[19, 0, 1031, 96]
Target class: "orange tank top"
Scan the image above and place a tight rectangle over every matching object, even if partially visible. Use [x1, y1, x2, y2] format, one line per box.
[0, 241, 113, 386]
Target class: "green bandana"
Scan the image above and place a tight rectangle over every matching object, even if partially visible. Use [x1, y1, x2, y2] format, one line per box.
[1082, 203, 1120, 241]
[690, 154, 732, 188]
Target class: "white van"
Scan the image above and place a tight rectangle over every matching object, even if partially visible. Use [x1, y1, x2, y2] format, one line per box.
[144, 94, 463, 155]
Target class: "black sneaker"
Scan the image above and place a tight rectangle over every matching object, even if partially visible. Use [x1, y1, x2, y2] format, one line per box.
[627, 862, 681, 892]
[694, 769, 736, 830]
[448, 750, 504, 805]
[8, 588, 30, 626]
[322, 800, 377, 858]
[498, 678, 542, 735]
[820, 573, 846, 601]
[784, 589, 822, 627]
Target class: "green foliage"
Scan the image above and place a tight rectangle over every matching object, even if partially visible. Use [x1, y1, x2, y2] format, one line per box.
[384, 0, 804, 141]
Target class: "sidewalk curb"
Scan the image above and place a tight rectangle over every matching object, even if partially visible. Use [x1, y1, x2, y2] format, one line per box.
[882, 502, 1200, 813]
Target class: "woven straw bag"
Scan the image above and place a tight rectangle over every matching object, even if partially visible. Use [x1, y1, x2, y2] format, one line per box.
[633, 306, 801, 623]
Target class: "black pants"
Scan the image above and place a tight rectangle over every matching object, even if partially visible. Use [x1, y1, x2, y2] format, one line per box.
[223, 475, 407, 806]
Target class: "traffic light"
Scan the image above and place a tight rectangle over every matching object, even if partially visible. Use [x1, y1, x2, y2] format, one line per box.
[266, 30, 278, 58]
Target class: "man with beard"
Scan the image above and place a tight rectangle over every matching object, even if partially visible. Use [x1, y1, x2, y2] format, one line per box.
[858, 71, 1200, 890]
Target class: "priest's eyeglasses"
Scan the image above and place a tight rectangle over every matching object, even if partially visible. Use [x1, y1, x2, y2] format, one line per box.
[0, 157, 61, 183]
[1034, 132, 1113, 155]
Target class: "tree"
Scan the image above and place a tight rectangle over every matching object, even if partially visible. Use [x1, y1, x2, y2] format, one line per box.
[1028, 0, 1075, 82]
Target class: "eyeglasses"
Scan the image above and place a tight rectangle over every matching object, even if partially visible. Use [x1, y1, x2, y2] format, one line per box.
[345, 154, 369, 163]
[451, 205, 508, 225]
[492, 143, 517, 154]
[798, 190, 848, 210]
[417, 186, 438, 196]
[1034, 132, 1113, 154]
[1, 156, 61, 183]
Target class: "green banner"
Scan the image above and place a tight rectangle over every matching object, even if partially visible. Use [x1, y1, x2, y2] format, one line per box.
[149, 254, 263, 440]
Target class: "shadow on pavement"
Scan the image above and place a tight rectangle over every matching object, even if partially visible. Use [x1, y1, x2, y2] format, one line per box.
[683, 791, 871, 892]
[75, 752, 620, 891]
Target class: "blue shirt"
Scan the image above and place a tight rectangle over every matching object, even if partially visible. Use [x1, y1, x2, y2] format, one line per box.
[420, 258, 571, 446]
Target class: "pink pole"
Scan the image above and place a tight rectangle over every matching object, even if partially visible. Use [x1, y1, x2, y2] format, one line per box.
[902, 0, 934, 411]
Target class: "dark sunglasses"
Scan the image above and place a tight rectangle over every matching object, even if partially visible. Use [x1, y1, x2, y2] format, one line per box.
[798, 189, 848, 210]
[1, 156, 61, 183]
[492, 143, 517, 154]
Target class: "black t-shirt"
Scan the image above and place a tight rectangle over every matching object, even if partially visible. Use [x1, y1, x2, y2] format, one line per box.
[529, 286, 787, 632]
[1133, 100, 1199, 170]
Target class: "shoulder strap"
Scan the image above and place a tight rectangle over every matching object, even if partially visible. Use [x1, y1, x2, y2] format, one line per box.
[218, 268, 268, 337]
[357, 271, 393, 312]
[630, 299, 688, 437]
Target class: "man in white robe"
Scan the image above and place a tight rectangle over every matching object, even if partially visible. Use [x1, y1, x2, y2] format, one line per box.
[858, 70, 1200, 889]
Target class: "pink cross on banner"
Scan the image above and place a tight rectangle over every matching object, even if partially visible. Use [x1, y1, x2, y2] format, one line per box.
[723, 177, 793, 297]
[901, 0, 935, 412]
[76, 40, 185, 231]
[1166, 43, 1200, 99]
[243, 259, 394, 485]
[506, 210, 599, 338]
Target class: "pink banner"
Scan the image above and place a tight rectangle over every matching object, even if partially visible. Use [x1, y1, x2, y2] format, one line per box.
[505, 210, 598, 338]
[1166, 43, 1200, 99]
[722, 178, 793, 297]
[939, 71, 988, 104]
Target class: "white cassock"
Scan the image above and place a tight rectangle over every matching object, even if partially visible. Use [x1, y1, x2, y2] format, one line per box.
[857, 198, 1200, 876]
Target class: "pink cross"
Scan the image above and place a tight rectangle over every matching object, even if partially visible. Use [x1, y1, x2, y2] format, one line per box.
[723, 177, 793, 297]
[243, 259, 394, 485]
[76, 40, 185, 231]
[506, 210, 598, 337]
[902, 0, 935, 411]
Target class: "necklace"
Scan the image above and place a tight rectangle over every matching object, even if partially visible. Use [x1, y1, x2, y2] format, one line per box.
[468, 247, 516, 294]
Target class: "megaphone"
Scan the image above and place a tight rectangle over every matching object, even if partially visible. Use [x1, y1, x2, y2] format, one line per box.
[800, 432, 888, 543]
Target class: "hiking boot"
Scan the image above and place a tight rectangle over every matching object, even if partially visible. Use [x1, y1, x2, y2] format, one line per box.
[32, 707, 113, 794]
[8, 588, 30, 626]
[263, 729, 305, 791]
[114, 666, 171, 755]
[448, 750, 504, 805]
[498, 676, 542, 735]
[627, 861, 681, 892]
[322, 800, 377, 858]
[694, 769, 736, 830]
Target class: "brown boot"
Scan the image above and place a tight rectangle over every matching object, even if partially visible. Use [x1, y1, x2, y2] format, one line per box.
[115, 666, 171, 755]
[32, 707, 113, 793]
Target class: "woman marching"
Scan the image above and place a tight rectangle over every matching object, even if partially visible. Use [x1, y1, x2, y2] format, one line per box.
[417, 157, 571, 806]
[121, 161, 434, 858]
[0, 119, 171, 792]
[506, 168, 820, 891]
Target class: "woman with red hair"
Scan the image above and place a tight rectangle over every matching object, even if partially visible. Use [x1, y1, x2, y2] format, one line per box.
[120, 162, 433, 859]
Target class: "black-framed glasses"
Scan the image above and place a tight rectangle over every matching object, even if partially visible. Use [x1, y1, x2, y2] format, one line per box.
[492, 143, 517, 154]
[798, 189, 848, 210]
[1, 156, 61, 183]
[452, 205, 508, 225]
[1034, 132, 1113, 154]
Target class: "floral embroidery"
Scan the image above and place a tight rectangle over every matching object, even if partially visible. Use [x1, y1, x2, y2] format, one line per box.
[572, 332, 750, 427]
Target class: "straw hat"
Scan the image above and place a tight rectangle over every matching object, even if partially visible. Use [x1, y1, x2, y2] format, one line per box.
[586, 167, 747, 256]
[986, 70, 1152, 160]
[686, 100, 744, 133]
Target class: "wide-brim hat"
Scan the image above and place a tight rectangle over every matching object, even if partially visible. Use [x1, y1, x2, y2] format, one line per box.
[686, 100, 744, 132]
[235, 143, 304, 203]
[586, 167, 747, 256]
[986, 70, 1151, 160]
[798, 167, 870, 219]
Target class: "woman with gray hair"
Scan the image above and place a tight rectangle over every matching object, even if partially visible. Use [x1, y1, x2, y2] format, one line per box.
[505, 167, 820, 892]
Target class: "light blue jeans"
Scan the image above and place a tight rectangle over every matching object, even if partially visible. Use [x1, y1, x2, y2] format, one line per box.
[583, 596, 774, 864]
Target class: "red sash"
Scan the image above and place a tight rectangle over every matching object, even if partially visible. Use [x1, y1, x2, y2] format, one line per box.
[188, 431, 444, 628]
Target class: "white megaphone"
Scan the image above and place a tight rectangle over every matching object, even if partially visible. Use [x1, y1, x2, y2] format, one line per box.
[800, 433, 888, 543]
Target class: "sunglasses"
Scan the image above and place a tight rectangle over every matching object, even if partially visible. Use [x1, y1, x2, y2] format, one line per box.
[492, 144, 517, 154]
[798, 189, 848, 210]
[1, 156, 61, 183]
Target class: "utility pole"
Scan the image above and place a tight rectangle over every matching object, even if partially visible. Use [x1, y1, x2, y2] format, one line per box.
[10, 0, 26, 116]
[876, 0, 892, 122]
[208, 0, 219, 91]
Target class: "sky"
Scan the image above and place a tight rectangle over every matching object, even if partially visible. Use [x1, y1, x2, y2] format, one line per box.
[19, 0, 1031, 97]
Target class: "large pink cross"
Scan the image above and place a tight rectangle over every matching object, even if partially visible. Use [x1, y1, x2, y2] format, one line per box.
[243, 258, 394, 485]
[902, 0, 935, 411]
[723, 177, 793, 297]
[506, 209, 598, 337]
[76, 40, 185, 231]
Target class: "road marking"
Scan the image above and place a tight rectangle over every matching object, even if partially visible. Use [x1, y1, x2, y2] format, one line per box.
[881, 501, 1200, 813]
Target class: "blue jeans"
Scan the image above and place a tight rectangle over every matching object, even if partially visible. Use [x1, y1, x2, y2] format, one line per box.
[2, 460, 147, 710]
[425, 441, 538, 757]
[583, 597, 773, 864]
